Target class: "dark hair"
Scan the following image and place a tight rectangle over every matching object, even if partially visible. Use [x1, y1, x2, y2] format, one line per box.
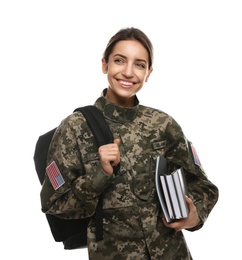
[103, 27, 154, 69]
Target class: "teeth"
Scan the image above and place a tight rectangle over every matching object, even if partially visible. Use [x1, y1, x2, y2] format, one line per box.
[120, 81, 132, 86]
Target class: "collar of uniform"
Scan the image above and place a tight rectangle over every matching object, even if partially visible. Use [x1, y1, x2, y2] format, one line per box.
[94, 89, 139, 123]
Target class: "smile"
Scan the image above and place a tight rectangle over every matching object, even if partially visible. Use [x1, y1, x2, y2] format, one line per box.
[120, 80, 132, 85]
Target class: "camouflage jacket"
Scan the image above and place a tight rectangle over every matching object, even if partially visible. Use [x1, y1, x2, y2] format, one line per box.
[40, 89, 218, 259]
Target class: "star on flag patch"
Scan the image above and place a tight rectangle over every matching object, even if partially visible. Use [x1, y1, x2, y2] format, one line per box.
[46, 161, 65, 190]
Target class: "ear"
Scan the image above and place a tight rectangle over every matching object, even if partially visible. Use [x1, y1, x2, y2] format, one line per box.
[102, 58, 108, 74]
[145, 67, 153, 82]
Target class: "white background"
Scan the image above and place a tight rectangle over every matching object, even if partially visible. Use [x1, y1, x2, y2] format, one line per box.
[1, 1, 241, 259]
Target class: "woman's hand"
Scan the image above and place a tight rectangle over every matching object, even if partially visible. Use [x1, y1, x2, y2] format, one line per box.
[162, 196, 200, 231]
[98, 138, 121, 175]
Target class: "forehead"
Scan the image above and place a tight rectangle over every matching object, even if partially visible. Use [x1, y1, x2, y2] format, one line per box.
[111, 40, 149, 61]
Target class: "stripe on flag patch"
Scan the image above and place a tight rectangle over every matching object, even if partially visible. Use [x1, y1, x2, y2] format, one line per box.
[46, 161, 65, 190]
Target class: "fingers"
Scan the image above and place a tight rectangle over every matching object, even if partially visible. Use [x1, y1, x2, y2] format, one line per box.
[185, 195, 193, 207]
[161, 196, 200, 231]
[111, 139, 120, 166]
[98, 139, 120, 175]
[162, 217, 185, 232]
[114, 138, 121, 146]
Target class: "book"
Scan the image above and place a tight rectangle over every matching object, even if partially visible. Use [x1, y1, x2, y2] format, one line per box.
[155, 156, 189, 223]
[172, 169, 189, 218]
[155, 156, 171, 222]
[166, 174, 182, 219]
[160, 175, 174, 219]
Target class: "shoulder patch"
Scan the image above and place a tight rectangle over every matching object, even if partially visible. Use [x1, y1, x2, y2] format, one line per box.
[190, 143, 201, 167]
[46, 161, 65, 190]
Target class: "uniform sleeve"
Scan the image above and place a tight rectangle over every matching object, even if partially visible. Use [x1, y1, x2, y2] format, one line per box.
[40, 114, 113, 219]
[164, 118, 219, 231]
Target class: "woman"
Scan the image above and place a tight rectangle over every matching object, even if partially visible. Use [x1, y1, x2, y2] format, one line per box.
[41, 27, 218, 259]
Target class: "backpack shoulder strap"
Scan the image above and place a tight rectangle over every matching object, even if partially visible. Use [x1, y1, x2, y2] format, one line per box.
[73, 105, 114, 243]
[74, 105, 119, 174]
[74, 105, 113, 146]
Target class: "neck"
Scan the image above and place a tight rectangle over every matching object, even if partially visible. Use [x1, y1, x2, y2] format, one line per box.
[105, 88, 135, 108]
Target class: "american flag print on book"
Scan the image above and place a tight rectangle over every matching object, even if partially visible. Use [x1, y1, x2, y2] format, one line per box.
[46, 161, 65, 190]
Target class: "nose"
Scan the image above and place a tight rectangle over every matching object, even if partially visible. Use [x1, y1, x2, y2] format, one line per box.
[122, 63, 133, 78]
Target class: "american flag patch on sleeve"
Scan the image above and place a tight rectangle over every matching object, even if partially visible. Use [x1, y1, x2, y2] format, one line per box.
[46, 161, 65, 190]
[190, 143, 201, 167]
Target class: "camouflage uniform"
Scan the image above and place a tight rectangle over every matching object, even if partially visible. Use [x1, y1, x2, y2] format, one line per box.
[41, 89, 219, 260]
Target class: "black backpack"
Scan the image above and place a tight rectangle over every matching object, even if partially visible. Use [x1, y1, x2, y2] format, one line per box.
[34, 105, 114, 249]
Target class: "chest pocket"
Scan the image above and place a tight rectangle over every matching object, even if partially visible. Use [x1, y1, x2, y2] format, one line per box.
[133, 173, 152, 200]
[132, 155, 156, 201]
[133, 140, 167, 201]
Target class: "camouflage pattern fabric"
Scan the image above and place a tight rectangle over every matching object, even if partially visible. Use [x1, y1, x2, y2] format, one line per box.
[40, 89, 218, 259]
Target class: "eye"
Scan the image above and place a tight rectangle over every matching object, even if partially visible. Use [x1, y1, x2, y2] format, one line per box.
[136, 62, 146, 69]
[114, 58, 125, 64]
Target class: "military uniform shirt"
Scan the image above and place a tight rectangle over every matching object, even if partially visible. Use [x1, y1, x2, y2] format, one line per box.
[41, 89, 219, 260]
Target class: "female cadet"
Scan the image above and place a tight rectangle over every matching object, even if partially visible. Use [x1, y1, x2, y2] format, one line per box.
[41, 27, 219, 259]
